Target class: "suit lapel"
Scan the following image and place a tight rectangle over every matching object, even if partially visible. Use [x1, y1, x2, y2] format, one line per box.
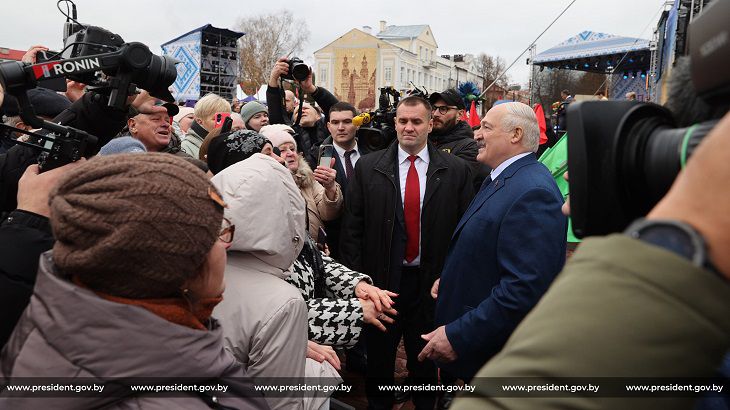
[333, 153, 347, 192]
[453, 154, 537, 235]
[453, 177, 503, 234]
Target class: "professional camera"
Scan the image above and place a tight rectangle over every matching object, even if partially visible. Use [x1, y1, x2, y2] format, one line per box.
[354, 86, 428, 152]
[567, 0, 729, 238]
[283, 57, 310, 82]
[0, 17, 178, 171]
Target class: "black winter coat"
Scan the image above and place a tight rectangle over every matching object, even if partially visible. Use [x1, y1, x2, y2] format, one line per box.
[429, 121, 490, 190]
[267, 85, 338, 168]
[339, 141, 474, 320]
[0, 210, 54, 348]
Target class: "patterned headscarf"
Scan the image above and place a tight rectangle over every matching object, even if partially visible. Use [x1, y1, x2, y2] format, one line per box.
[206, 129, 271, 174]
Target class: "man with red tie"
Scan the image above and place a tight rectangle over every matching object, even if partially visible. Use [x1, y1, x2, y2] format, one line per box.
[340, 96, 474, 410]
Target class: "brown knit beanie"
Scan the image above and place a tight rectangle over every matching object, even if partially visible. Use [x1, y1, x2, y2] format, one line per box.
[49, 153, 224, 298]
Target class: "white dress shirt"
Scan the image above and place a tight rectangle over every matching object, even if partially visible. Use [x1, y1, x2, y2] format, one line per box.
[490, 152, 532, 181]
[333, 141, 360, 169]
[397, 144, 429, 266]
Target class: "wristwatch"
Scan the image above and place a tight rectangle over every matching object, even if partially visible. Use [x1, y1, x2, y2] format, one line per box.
[624, 218, 722, 277]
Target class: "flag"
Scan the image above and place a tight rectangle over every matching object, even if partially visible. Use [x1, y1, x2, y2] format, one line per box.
[534, 104, 548, 145]
[459, 109, 468, 123]
[467, 101, 480, 127]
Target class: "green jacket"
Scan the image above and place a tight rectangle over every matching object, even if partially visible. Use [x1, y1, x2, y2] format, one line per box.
[452, 234, 730, 410]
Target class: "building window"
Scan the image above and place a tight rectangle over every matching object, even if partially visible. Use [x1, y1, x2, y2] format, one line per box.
[385, 67, 392, 83]
[400, 67, 405, 83]
[418, 72, 422, 85]
[319, 66, 328, 83]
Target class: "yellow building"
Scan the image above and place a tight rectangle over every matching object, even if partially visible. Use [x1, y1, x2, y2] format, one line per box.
[314, 21, 483, 112]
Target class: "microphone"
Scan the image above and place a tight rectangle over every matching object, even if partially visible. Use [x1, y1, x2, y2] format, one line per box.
[352, 112, 372, 127]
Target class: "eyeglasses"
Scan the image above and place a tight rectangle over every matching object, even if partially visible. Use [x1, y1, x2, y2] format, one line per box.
[432, 105, 458, 115]
[219, 217, 235, 243]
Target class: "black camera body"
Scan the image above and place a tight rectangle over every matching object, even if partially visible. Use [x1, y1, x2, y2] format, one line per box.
[283, 57, 310, 82]
[0, 23, 178, 171]
[355, 87, 402, 152]
[567, 0, 729, 238]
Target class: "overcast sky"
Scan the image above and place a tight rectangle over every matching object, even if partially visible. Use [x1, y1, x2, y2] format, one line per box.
[4, 0, 666, 85]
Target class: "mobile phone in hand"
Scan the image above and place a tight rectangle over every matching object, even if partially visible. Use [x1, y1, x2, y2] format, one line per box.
[317, 227, 328, 251]
[214, 112, 231, 128]
[318, 144, 334, 168]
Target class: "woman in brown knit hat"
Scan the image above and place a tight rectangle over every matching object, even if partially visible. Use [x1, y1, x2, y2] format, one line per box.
[0, 153, 267, 410]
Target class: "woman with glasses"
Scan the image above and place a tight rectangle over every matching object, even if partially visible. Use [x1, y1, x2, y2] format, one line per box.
[0, 154, 266, 410]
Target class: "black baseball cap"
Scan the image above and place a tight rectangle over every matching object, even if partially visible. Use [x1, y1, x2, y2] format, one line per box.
[428, 89, 465, 110]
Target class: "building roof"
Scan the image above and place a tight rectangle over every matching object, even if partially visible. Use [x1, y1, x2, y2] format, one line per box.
[533, 31, 650, 63]
[376, 25, 428, 39]
[313, 28, 414, 56]
[0, 48, 25, 61]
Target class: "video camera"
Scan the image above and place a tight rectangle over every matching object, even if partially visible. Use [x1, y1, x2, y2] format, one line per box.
[567, 0, 729, 238]
[0, 16, 178, 171]
[354, 85, 428, 152]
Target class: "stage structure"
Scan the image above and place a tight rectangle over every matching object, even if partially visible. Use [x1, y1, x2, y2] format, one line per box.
[162, 24, 244, 103]
[531, 31, 651, 101]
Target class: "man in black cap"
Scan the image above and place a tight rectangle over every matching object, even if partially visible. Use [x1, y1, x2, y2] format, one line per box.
[428, 89, 488, 189]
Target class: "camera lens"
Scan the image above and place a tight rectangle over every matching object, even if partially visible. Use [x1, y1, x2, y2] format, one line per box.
[291, 62, 309, 82]
[567, 101, 717, 238]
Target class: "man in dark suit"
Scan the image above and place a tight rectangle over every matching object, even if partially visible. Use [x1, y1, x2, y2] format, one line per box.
[320, 102, 368, 259]
[340, 96, 474, 409]
[419, 101, 567, 382]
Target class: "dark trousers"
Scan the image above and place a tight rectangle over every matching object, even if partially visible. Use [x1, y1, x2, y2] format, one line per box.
[366, 267, 437, 410]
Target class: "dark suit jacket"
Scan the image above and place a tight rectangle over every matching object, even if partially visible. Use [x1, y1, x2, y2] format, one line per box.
[434, 154, 567, 380]
[340, 141, 474, 318]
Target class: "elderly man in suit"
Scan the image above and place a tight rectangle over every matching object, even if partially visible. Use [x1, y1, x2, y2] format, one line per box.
[419, 102, 567, 382]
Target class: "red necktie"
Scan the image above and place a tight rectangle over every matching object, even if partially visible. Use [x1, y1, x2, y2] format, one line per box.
[404, 155, 420, 263]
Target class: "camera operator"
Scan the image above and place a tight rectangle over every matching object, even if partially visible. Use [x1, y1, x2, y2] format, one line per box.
[1, 88, 72, 153]
[0, 78, 172, 213]
[267, 57, 338, 168]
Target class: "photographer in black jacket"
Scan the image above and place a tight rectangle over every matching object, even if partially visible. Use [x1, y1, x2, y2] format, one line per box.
[267, 57, 338, 168]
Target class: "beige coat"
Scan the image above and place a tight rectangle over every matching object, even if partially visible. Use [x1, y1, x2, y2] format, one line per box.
[292, 157, 343, 239]
[212, 154, 338, 410]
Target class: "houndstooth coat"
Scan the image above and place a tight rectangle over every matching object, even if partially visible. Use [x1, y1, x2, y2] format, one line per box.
[286, 237, 372, 347]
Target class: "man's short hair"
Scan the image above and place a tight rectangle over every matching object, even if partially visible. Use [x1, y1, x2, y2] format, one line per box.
[561, 89, 570, 95]
[194, 93, 231, 121]
[396, 96, 433, 119]
[501, 102, 539, 153]
[329, 101, 358, 118]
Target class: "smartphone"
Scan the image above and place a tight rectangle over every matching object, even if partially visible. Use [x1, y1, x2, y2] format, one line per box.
[318, 144, 334, 168]
[220, 116, 233, 133]
[213, 112, 231, 128]
[316, 227, 328, 251]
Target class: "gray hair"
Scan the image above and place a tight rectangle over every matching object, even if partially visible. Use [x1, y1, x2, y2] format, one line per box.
[501, 102, 539, 153]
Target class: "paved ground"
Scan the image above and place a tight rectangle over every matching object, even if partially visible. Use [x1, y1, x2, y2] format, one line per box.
[334, 339, 414, 410]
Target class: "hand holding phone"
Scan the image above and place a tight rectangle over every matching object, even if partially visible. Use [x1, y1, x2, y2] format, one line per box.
[214, 112, 231, 129]
[318, 144, 334, 168]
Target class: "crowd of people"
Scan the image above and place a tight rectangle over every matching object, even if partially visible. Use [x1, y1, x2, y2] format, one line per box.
[0, 39, 729, 410]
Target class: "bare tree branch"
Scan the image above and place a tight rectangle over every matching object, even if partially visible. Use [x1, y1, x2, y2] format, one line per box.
[236, 10, 310, 87]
